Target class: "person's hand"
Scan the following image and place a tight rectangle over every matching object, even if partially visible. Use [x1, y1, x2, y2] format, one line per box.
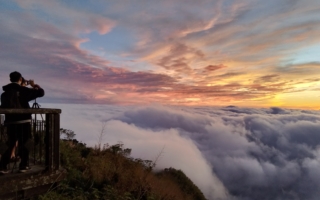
[29, 80, 35, 87]
[33, 84, 41, 90]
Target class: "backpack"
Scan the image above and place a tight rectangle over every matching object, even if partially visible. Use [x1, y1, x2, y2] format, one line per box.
[0, 90, 22, 108]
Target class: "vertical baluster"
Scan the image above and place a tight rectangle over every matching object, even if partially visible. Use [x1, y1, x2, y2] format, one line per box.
[45, 114, 53, 172]
[54, 114, 60, 170]
[33, 119, 36, 165]
[40, 120, 43, 164]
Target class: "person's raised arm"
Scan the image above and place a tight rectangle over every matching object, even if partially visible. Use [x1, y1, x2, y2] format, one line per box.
[25, 80, 45, 101]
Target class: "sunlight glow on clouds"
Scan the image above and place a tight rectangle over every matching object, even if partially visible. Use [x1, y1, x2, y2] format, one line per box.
[1, 0, 320, 108]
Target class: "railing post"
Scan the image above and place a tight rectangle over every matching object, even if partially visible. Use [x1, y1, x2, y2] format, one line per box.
[45, 113, 60, 171]
[45, 113, 54, 171]
[54, 113, 60, 170]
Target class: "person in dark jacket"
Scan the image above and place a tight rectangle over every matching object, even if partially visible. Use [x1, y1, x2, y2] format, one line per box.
[0, 71, 44, 173]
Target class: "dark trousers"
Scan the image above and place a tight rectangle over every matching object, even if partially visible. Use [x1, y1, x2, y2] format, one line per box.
[0, 123, 31, 169]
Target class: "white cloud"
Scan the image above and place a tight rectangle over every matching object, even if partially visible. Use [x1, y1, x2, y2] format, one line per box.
[45, 103, 320, 200]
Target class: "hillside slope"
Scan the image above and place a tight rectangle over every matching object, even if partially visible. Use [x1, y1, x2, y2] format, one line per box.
[37, 131, 207, 200]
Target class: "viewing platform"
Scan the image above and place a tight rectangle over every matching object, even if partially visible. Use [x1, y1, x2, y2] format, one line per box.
[0, 108, 65, 199]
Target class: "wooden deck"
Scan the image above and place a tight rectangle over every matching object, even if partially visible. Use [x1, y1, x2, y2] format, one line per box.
[0, 163, 65, 199]
[1, 163, 45, 178]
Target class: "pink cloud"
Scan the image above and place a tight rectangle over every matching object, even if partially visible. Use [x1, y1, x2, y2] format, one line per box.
[203, 64, 227, 73]
[1, 0, 320, 107]
[15, 0, 115, 35]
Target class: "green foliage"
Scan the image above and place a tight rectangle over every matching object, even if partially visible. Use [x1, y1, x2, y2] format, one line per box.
[60, 128, 76, 140]
[37, 133, 207, 200]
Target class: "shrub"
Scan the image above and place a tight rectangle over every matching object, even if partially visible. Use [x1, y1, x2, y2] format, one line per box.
[37, 137, 207, 200]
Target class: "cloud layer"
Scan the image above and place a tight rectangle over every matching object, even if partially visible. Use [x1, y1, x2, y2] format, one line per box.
[47, 103, 320, 199]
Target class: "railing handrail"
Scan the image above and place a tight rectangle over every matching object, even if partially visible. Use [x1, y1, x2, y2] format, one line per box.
[0, 108, 61, 114]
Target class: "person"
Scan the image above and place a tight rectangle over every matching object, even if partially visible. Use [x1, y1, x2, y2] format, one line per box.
[10, 77, 30, 161]
[0, 71, 44, 174]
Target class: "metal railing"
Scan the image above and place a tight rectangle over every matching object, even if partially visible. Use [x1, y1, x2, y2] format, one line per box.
[0, 108, 61, 172]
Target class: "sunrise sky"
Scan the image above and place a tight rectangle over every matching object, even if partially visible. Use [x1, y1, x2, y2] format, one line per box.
[1, 0, 320, 109]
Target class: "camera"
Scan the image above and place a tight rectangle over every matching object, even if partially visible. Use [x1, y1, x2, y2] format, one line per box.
[21, 77, 31, 86]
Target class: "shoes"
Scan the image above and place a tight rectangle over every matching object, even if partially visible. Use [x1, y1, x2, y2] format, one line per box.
[0, 169, 9, 174]
[19, 166, 31, 173]
[19, 168, 27, 173]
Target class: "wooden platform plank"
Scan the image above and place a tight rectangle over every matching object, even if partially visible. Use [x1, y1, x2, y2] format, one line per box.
[0, 165, 66, 199]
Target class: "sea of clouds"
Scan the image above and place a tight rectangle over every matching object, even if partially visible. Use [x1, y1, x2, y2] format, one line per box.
[43, 103, 320, 200]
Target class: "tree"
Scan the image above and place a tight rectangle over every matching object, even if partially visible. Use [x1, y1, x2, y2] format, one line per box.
[60, 128, 76, 140]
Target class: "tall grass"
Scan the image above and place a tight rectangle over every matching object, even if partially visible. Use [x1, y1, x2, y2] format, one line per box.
[37, 131, 207, 200]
